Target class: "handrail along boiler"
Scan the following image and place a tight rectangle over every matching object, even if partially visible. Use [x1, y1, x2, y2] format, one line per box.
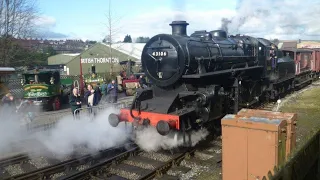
[108, 21, 295, 143]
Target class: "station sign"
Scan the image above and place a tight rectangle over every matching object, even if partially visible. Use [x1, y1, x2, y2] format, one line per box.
[81, 57, 119, 64]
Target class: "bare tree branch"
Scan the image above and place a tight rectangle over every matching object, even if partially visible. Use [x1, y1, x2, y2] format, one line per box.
[0, 0, 38, 66]
[103, 0, 134, 76]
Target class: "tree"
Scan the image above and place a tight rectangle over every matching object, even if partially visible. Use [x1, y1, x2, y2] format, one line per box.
[135, 36, 150, 43]
[104, 0, 125, 75]
[8, 42, 52, 67]
[123, 34, 132, 43]
[271, 39, 280, 45]
[0, 0, 38, 66]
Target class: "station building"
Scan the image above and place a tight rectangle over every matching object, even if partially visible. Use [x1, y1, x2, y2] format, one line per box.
[47, 42, 146, 76]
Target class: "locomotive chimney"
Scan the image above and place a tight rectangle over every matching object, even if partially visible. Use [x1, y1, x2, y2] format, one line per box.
[169, 21, 189, 36]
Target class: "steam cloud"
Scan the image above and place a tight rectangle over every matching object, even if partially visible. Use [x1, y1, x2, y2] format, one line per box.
[0, 106, 129, 160]
[171, 0, 187, 20]
[0, 104, 209, 159]
[220, 18, 232, 33]
[220, 0, 320, 39]
[134, 126, 209, 152]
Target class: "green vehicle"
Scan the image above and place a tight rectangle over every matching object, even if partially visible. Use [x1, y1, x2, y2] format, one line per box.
[20, 69, 71, 111]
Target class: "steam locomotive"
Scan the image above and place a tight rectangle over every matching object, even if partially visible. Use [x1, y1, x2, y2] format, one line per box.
[108, 21, 301, 144]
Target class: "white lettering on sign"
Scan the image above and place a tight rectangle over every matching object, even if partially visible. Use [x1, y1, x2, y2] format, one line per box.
[80, 58, 120, 64]
[28, 92, 48, 97]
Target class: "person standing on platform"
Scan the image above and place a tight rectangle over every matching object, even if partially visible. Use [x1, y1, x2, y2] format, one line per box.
[1, 93, 15, 115]
[101, 81, 107, 101]
[95, 83, 102, 103]
[69, 88, 82, 119]
[107, 80, 118, 103]
[84, 84, 99, 115]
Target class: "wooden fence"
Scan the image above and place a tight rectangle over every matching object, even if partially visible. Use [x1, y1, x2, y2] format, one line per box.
[263, 129, 320, 180]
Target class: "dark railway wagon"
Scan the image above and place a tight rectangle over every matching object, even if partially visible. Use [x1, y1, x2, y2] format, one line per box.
[281, 48, 316, 88]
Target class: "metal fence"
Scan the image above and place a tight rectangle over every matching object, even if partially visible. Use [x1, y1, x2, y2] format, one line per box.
[6, 79, 24, 98]
[26, 99, 133, 132]
[263, 129, 320, 180]
[73, 100, 132, 119]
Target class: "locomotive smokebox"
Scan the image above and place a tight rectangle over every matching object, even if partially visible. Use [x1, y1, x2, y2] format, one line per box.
[169, 21, 189, 36]
[210, 30, 227, 38]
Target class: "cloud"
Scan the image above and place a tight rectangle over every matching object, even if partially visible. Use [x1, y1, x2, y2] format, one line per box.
[36, 31, 68, 39]
[32, 15, 69, 39]
[111, 0, 320, 41]
[114, 8, 235, 41]
[34, 15, 56, 28]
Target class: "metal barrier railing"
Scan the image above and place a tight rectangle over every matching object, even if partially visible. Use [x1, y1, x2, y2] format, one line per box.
[73, 100, 132, 119]
[26, 98, 133, 131]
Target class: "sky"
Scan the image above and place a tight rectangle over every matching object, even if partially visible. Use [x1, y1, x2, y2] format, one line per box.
[35, 0, 320, 41]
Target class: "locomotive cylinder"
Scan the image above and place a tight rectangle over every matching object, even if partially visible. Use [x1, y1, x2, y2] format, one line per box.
[169, 21, 189, 36]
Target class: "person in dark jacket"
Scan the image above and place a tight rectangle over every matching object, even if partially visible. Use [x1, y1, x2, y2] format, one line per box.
[139, 75, 148, 89]
[94, 83, 102, 103]
[69, 88, 82, 119]
[107, 80, 118, 103]
[1, 93, 15, 115]
[84, 84, 99, 115]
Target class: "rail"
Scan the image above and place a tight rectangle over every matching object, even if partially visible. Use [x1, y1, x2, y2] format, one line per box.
[61, 148, 195, 180]
[263, 129, 320, 180]
[61, 146, 141, 179]
[0, 154, 29, 167]
[2, 144, 136, 180]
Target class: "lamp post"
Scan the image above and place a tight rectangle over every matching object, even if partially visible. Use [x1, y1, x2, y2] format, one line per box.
[79, 55, 84, 95]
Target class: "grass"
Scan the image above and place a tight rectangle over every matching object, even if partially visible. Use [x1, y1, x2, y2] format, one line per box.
[280, 86, 320, 148]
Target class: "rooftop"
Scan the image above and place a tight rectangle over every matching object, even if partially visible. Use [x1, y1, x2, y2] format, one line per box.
[0, 67, 15, 72]
[102, 42, 146, 62]
[62, 53, 81, 56]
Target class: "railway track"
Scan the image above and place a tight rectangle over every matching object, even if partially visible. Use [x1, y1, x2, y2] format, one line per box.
[58, 138, 222, 180]
[3, 82, 318, 179]
[0, 143, 136, 180]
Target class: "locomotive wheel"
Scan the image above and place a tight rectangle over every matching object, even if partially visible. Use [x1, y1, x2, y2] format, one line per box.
[52, 97, 61, 111]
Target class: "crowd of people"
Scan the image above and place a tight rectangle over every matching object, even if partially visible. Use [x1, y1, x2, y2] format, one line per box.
[69, 74, 149, 118]
[0, 75, 149, 119]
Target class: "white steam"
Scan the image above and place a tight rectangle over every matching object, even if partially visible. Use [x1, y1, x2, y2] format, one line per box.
[134, 126, 209, 152]
[0, 106, 130, 160]
[223, 0, 320, 39]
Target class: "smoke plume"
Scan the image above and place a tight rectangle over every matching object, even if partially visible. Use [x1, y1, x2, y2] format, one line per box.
[134, 126, 209, 152]
[0, 106, 130, 160]
[220, 18, 232, 33]
[220, 0, 320, 39]
[171, 0, 187, 20]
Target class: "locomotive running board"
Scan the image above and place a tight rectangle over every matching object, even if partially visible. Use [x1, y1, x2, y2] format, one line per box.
[182, 66, 264, 79]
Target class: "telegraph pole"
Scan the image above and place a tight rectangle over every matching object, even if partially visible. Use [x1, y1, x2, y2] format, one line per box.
[79, 56, 84, 95]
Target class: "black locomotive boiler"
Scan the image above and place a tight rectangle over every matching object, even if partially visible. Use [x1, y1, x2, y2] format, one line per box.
[108, 21, 295, 142]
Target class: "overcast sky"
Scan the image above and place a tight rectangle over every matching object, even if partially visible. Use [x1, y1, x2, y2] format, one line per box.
[36, 0, 320, 41]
